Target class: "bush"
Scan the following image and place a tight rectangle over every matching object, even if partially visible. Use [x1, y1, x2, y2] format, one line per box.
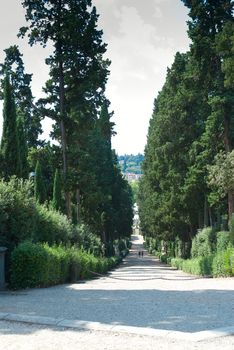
[216, 231, 230, 252]
[212, 248, 234, 277]
[191, 227, 216, 258]
[0, 178, 37, 250]
[34, 204, 73, 244]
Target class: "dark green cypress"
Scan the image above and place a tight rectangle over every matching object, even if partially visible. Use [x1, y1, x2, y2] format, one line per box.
[17, 113, 28, 179]
[52, 169, 62, 211]
[34, 160, 46, 204]
[0, 75, 20, 178]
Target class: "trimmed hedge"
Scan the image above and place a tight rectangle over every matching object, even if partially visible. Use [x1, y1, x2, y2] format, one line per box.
[212, 248, 234, 277]
[171, 256, 214, 276]
[171, 248, 234, 277]
[10, 242, 121, 290]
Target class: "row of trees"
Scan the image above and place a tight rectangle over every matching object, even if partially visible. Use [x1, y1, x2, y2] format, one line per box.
[139, 0, 234, 246]
[0, 0, 133, 252]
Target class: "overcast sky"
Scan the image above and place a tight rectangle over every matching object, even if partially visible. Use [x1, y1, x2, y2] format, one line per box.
[0, 0, 190, 155]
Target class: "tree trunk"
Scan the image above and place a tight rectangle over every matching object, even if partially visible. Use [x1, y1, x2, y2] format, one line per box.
[224, 112, 233, 221]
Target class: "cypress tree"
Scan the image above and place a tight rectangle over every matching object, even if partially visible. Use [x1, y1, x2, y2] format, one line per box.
[0, 75, 20, 178]
[34, 160, 46, 204]
[17, 113, 28, 179]
[52, 169, 62, 211]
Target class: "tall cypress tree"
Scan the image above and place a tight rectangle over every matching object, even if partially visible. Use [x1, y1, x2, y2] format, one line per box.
[17, 113, 28, 179]
[0, 75, 20, 178]
[0, 45, 42, 147]
[34, 160, 46, 204]
[52, 169, 62, 211]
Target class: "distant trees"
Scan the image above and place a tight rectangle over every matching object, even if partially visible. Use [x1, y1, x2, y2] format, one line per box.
[139, 0, 234, 247]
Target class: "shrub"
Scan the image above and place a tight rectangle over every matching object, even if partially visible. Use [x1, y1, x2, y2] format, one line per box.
[0, 178, 37, 250]
[216, 231, 230, 252]
[191, 227, 216, 258]
[212, 248, 234, 277]
[34, 204, 73, 244]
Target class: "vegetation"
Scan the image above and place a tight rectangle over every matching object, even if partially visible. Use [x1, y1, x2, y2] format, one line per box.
[139, 1, 234, 265]
[118, 154, 144, 174]
[10, 241, 121, 290]
[0, 0, 133, 289]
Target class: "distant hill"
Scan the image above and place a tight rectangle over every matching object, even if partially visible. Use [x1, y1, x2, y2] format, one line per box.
[118, 154, 144, 175]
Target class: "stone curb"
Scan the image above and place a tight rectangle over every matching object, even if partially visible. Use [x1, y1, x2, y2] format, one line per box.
[0, 312, 233, 342]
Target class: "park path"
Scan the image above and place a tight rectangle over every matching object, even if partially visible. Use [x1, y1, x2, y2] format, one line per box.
[0, 234, 234, 349]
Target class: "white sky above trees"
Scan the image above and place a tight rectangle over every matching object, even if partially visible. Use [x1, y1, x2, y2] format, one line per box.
[0, 0, 190, 155]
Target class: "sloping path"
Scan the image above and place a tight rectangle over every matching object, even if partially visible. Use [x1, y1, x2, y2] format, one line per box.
[0, 234, 234, 344]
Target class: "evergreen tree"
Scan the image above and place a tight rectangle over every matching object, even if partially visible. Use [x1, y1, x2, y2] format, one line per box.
[0, 75, 20, 178]
[17, 113, 28, 179]
[0, 45, 42, 147]
[34, 160, 46, 204]
[19, 0, 110, 218]
[52, 169, 62, 211]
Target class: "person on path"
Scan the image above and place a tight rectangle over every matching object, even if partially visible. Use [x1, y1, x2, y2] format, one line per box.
[138, 251, 141, 257]
[141, 250, 144, 258]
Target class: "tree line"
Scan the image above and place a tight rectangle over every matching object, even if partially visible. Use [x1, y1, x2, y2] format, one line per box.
[139, 0, 234, 248]
[0, 0, 133, 254]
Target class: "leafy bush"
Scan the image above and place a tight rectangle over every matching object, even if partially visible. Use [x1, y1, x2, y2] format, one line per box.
[212, 248, 234, 277]
[34, 204, 73, 244]
[216, 231, 230, 252]
[191, 227, 216, 258]
[0, 178, 37, 250]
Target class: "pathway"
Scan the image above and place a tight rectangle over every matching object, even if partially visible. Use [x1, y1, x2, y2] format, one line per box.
[0, 235, 234, 349]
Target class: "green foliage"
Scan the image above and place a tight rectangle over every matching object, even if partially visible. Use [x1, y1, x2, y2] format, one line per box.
[130, 181, 139, 203]
[0, 45, 42, 147]
[0, 75, 20, 178]
[212, 248, 234, 277]
[52, 169, 62, 211]
[17, 114, 28, 179]
[191, 227, 216, 258]
[216, 231, 230, 252]
[0, 177, 36, 250]
[171, 255, 214, 276]
[34, 204, 73, 245]
[10, 242, 121, 290]
[34, 160, 46, 204]
[118, 154, 144, 174]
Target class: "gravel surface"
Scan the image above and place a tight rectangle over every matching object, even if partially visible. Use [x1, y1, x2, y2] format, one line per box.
[0, 234, 234, 349]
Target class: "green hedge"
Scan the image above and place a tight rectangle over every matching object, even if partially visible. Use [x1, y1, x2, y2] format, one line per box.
[212, 248, 234, 277]
[171, 248, 234, 277]
[10, 242, 120, 290]
[171, 256, 214, 276]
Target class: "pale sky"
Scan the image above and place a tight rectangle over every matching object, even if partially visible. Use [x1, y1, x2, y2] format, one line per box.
[0, 0, 190, 155]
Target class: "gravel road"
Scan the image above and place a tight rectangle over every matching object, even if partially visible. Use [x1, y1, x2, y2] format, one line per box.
[0, 234, 234, 349]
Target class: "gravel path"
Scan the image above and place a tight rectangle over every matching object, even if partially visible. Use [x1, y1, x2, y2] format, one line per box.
[0, 234, 234, 349]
